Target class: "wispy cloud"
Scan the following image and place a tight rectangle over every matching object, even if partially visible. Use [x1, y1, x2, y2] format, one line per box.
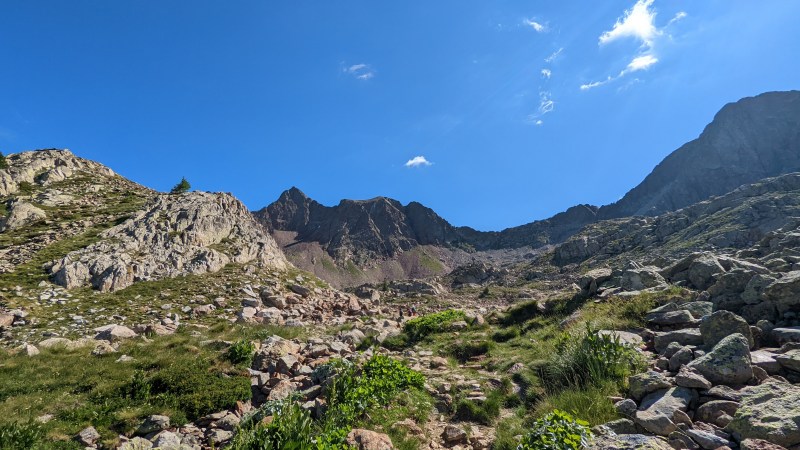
[599, 0, 659, 47]
[523, 18, 548, 33]
[625, 54, 658, 72]
[544, 48, 563, 63]
[541, 69, 552, 79]
[538, 91, 555, 115]
[343, 63, 375, 80]
[405, 156, 432, 168]
[581, 0, 686, 91]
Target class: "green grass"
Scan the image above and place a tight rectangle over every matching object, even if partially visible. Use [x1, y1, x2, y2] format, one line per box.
[0, 326, 271, 448]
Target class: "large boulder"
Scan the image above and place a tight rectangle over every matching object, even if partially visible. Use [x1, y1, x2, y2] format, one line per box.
[727, 380, 800, 447]
[621, 266, 667, 291]
[634, 387, 696, 436]
[346, 429, 394, 450]
[700, 310, 754, 349]
[0, 201, 46, 232]
[761, 271, 800, 316]
[654, 329, 704, 353]
[687, 333, 752, 385]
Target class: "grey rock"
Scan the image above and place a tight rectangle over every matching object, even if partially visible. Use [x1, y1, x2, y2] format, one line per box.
[688, 333, 753, 385]
[675, 366, 712, 389]
[76, 426, 100, 446]
[654, 329, 704, 353]
[699, 310, 754, 349]
[629, 371, 672, 401]
[727, 380, 800, 447]
[0, 201, 46, 232]
[775, 349, 800, 372]
[669, 346, 694, 372]
[635, 387, 696, 436]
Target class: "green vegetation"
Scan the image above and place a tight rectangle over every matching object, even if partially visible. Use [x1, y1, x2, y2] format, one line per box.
[225, 339, 256, 366]
[229, 354, 428, 449]
[170, 177, 191, 194]
[0, 422, 44, 450]
[17, 181, 35, 195]
[540, 324, 644, 390]
[518, 410, 592, 450]
[447, 340, 494, 362]
[0, 151, 7, 170]
[0, 329, 257, 448]
[403, 309, 465, 342]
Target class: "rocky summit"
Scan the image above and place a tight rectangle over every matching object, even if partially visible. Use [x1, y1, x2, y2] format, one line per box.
[4, 91, 800, 450]
[261, 91, 800, 288]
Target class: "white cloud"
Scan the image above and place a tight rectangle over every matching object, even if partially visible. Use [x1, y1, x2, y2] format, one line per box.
[599, 0, 659, 47]
[535, 119, 544, 126]
[625, 54, 658, 72]
[523, 18, 547, 33]
[538, 91, 554, 115]
[544, 48, 563, 63]
[668, 11, 687, 26]
[541, 69, 552, 79]
[405, 156, 432, 168]
[343, 63, 375, 80]
[580, 77, 613, 91]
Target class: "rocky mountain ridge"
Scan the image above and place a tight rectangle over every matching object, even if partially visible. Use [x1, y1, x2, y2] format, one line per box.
[260, 90, 800, 287]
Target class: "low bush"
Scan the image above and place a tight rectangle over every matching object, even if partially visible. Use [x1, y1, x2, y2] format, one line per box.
[541, 324, 642, 390]
[454, 389, 503, 425]
[448, 340, 494, 362]
[492, 326, 521, 343]
[0, 422, 44, 450]
[517, 409, 592, 450]
[225, 340, 256, 366]
[404, 309, 465, 341]
[380, 333, 410, 350]
[229, 354, 427, 449]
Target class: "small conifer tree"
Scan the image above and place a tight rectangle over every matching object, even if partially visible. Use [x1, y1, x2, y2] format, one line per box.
[0, 151, 7, 170]
[170, 177, 191, 194]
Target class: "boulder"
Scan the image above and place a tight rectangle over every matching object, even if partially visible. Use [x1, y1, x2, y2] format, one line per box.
[775, 349, 800, 373]
[740, 438, 789, 450]
[628, 371, 673, 401]
[621, 266, 667, 291]
[94, 324, 137, 341]
[700, 310, 754, 349]
[346, 429, 394, 450]
[76, 426, 100, 446]
[687, 333, 752, 385]
[441, 424, 468, 445]
[634, 387, 696, 436]
[772, 327, 800, 345]
[654, 329, 703, 353]
[761, 271, 800, 315]
[0, 201, 46, 232]
[587, 434, 672, 449]
[727, 380, 800, 447]
[675, 366, 712, 389]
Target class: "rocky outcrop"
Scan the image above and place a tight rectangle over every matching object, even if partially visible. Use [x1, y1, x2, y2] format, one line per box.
[0, 201, 46, 232]
[728, 380, 800, 447]
[600, 91, 800, 218]
[0, 148, 116, 196]
[49, 192, 287, 292]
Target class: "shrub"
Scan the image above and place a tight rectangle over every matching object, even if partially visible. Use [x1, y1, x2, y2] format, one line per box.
[454, 389, 503, 425]
[226, 340, 255, 366]
[448, 340, 493, 362]
[381, 333, 410, 350]
[492, 326, 521, 343]
[0, 152, 7, 170]
[518, 409, 592, 450]
[541, 324, 642, 390]
[404, 309, 465, 341]
[0, 422, 43, 450]
[170, 177, 191, 194]
[139, 359, 252, 421]
[17, 181, 34, 195]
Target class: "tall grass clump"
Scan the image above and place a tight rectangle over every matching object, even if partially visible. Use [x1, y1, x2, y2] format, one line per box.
[541, 324, 643, 390]
[0, 422, 44, 450]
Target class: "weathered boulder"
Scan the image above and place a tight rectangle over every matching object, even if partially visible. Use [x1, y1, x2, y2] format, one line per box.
[687, 333, 752, 385]
[654, 329, 704, 353]
[727, 380, 800, 447]
[621, 266, 667, 291]
[634, 387, 696, 436]
[94, 324, 137, 342]
[761, 271, 800, 316]
[675, 366, 712, 389]
[587, 434, 672, 450]
[0, 201, 46, 232]
[700, 310, 754, 349]
[629, 371, 672, 401]
[775, 349, 800, 373]
[346, 429, 394, 450]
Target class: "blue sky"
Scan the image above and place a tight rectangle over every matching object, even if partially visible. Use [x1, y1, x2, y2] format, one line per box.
[1, 1, 798, 230]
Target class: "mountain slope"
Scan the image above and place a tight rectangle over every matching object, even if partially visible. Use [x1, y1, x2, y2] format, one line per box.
[598, 90, 800, 218]
[259, 91, 800, 287]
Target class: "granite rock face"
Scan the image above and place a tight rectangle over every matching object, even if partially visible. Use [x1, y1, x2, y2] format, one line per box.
[728, 380, 800, 447]
[49, 192, 287, 292]
[0, 148, 116, 196]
